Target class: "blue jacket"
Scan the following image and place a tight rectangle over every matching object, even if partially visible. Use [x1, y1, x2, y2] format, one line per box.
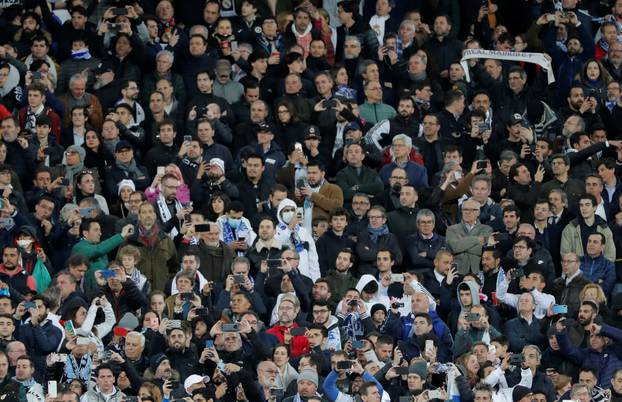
[557, 324, 622, 387]
[16, 319, 62, 382]
[580, 254, 616, 296]
[379, 160, 428, 190]
[384, 309, 454, 362]
[323, 370, 382, 402]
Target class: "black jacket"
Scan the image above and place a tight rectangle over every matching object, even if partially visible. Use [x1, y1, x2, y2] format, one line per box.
[335, 19, 379, 62]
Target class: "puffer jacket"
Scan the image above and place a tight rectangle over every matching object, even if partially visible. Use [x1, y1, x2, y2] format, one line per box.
[557, 324, 622, 387]
[81, 387, 126, 402]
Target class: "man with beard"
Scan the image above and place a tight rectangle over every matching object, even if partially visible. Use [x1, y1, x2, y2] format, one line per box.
[326, 248, 358, 303]
[603, 41, 622, 82]
[423, 15, 463, 78]
[143, 120, 180, 178]
[413, 114, 444, 182]
[266, 294, 310, 357]
[153, 173, 189, 239]
[182, 219, 235, 284]
[366, 96, 420, 151]
[255, 361, 280, 401]
[126, 202, 177, 291]
[0, 246, 36, 294]
[164, 325, 198, 380]
[558, 85, 604, 132]
[12, 12, 49, 59]
[387, 184, 421, 245]
[296, 161, 344, 223]
[233, 100, 271, 153]
[190, 157, 239, 211]
[543, 17, 594, 103]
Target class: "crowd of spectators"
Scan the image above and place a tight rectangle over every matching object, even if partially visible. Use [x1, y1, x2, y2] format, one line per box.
[0, 0, 622, 401]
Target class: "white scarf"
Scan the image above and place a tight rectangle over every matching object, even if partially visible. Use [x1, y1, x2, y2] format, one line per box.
[460, 49, 555, 84]
[156, 191, 182, 239]
[171, 269, 208, 295]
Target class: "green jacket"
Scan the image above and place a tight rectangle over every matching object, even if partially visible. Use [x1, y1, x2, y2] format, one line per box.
[71, 234, 125, 296]
[359, 101, 397, 124]
[124, 231, 178, 291]
[560, 218, 616, 262]
[326, 270, 358, 303]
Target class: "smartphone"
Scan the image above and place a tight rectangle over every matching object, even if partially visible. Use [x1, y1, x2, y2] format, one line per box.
[231, 41, 239, 52]
[113, 7, 128, 15]
[478, 122, 490, 132]
[233, 275, 245, 284]
[60, 178, 69, 186]
[0, 288, 9, 297]
[465, 313, 481, 322]
[552, 305, 568, 314]
[49, 353, 67, 364]
[32, 71, 42, 80]
[48, 381, 57, 398]
[510, 267, 525, 280]
[428, 389, 443, 400]
[108, 22, 119, 30]
[476, 160, 488, 170]
[76, 337, 90, 345]
[195, 224, 210, 232]
[296, 178, 306, 189]
[296, 207, 304, 221]
[391, 274, 404, 282]
[509, 353, 525, 365]
[157, 166, 165, 176]
[395, 366, 410, 375]
[168, 381, 180, 388]
[24, 300, 36, 310]
[181, 292, 194, 301]
[348, 299, 359, 307]
[184, 135, 193, 143]
[205, 339, 214, 349]
[169, 319, 182, 329]
[294, 142, 303, 152]
[195, 307, 209, 316]
[101, 350, 112, 362]
[222, 323, 240, 332]
[237, 236, 246, 243]
[336, 360, 353, 370]
[100, 269, 116, 279]
[425, 339, 434, 355]
[79, 207, 94, 217]
[352, 340, 364, 349]
[290, 327, 307, 336]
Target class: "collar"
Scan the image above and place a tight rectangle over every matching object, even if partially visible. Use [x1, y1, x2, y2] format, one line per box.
[433, 270, 445, 283]
[563, 269, 581, 284]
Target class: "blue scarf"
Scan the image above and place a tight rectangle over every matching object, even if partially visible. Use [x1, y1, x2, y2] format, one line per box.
[12, 377, 35, 387]
[222, 219, 250, 245]
[71, 48, 92, 60]
[64, 353, 93, 381]
[368, 224, 389, 242]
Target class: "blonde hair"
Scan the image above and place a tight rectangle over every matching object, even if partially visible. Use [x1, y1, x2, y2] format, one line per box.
[579, 283, 607, 305]
[139, 382, 163, 402]
[118, 244, 141, 264]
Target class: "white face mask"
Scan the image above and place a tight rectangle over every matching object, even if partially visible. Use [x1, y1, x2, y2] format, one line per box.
[16, 239, 33, 248]
[282, 211, 294, 224]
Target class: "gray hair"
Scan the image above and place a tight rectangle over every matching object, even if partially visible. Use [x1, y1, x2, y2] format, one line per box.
[399, 19, 416, 32]
[499, 150, 518, 162]
[570, 384, 589, 399]
[549, 188, 568, 205]
[344, 35, 361, 47]
[126, 331, 146, 347]
[470, 174, 491, 189]
[79, 197, 101, 212]
[416, 209, 435, 225]
[239, 42, 253, 53]
[69, 73, 87, 88]
[189, 24, 209, 39]
[357, 59, 377, 78]
[231, 256, 251, 271]
[389, 134, 412, 160]
[156, 49, 174, 64]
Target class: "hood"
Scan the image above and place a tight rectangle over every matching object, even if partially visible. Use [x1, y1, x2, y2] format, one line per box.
[276, 198, 297, 226]
[15, 225, 39, 240]
[356, 274, 378, 294]
[457, 280, 480, 309]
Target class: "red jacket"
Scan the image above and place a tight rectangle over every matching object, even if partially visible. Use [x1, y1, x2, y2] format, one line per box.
[17, 106, 61, 143]
[266, 324, 310, 358]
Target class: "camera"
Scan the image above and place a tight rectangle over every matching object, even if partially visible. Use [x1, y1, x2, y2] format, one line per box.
[391, 302, 405, 309]
[222, 323, 240, 332]
[465, 313, 481, 322]
[348, 299, 359, 307]
[509, 353, 525, 365]
[336, 360, 353, 369]
[477, 122, 490, 133]
[510, 268, 525, 280]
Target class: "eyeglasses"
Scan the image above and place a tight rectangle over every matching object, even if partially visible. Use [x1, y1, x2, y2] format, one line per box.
[561, 259, 578, 264]
[368, 215, 384, 220]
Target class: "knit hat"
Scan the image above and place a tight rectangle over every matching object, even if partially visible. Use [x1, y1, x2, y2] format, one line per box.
[149, 353, 168, 372]
[408, 360, 428, 379]
[209, 158, 225, 173]
[370, 304, 386, 316]
[117, 179, 136, 195]
[512, 385, 532, 402]
[66, 145, 85, 162]
[297, 369, 318, 387]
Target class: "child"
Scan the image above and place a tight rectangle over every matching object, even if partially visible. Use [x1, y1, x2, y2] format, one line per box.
[118, 245, 150, 296]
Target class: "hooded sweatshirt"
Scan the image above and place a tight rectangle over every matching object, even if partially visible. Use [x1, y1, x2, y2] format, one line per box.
[274, 198, 320, 281]
[457, 280, 481, 311]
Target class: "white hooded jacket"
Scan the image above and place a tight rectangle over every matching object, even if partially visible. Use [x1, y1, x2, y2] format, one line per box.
[275, 198, 320, 281]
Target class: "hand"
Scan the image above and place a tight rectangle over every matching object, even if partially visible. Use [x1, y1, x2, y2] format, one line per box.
[357, 299, 367, 314]
[313, 100, 327, 112]
[392, 347, 403, 366]
[121, 224, 134, 238]
[260, 260, 268, 274]
[299, 186, 312, 197]
[16, 137, 28, 150]
[109, 351, 125, 363]
[114, 267, 127, 283]
[162, 380, 173, 399]
[188, 106, 198, 121]
[224, 275, 234, 292]
[567, 11, 579, 26]
[519, 143, 531, 160]
[36, 248, 47, 263]
[199, 348, 210, 364]
[94, 270, 107, 286]
[196, 161, 208, 179]
[202, 281, 213, 295]
[215, 383, 227, 399]
[224, 363, 241, 374]
[589, 323, 602, 335]
[350, 359, 364, 375]
[446, 265, 457, 285]
[41, 220, 52, 236]
[534, 164, 545, 183]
